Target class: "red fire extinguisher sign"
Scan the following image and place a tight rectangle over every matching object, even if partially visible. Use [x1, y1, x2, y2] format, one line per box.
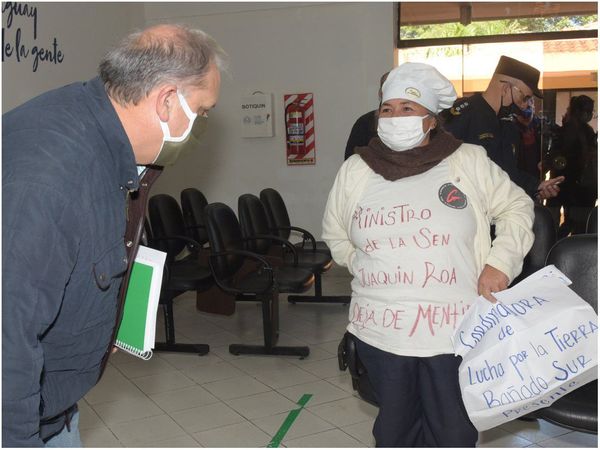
[284, 93, 315, 165]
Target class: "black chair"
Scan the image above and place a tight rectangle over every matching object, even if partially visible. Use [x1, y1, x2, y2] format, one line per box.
[204, 202, 314, 357]
[535, 234, 597, 434]
[258, 188, 349, 304]
[148, 194, 214, 355]
[181, 188, 237, 316]
[511, 205, 557, 285]
[260, 187, 331, 256]
[238, 193, 333, 282]
[586, 206, 597, 234]
[180, 188, 209, 248]
[260, 188, 331, 256]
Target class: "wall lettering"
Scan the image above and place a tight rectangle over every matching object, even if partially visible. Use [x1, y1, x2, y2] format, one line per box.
[2, 2, 65, 72]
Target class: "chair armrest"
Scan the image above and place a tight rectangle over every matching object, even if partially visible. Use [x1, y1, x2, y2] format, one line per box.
[208, 250, 274, 295]
[152, 234, 202, 250]
[243, 234, 299, 265]
[183, 225, 210, 249]
[273, 225, 317, 251]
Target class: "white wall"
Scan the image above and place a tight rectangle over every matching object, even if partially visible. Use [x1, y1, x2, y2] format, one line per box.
[2, 2, 145, 112]
[2, 2, 395, 236]
[144, 2, 395, 236]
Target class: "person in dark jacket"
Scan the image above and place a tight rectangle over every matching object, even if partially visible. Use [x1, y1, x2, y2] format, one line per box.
[442, 55, 564, 200]
[549, 95, 598, 235]
[2, 24, 226, 447]
[344, 71, 390, 160]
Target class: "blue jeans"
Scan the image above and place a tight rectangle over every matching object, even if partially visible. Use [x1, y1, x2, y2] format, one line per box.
[45, 410, 81, 447]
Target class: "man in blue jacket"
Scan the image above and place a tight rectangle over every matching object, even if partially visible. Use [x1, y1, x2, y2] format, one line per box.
[2, 24, 226, 447]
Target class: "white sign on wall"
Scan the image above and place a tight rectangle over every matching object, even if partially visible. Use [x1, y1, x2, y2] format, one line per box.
[241, 92, 274, 138]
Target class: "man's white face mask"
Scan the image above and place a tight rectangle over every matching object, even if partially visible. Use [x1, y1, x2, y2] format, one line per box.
[152, 91, 207, 167]
[377, 115, 431, 152]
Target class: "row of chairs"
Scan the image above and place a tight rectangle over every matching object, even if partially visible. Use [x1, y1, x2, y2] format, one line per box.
[147, 190, 213, 356]
[146, 187, 348, 359]
[339, 205, 598, 433]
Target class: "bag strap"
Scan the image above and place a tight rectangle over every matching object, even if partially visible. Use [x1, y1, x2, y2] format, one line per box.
[97, 166, 163, 381]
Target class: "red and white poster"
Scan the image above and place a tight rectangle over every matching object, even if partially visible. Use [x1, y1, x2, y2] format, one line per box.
[284, 93, 315, 165]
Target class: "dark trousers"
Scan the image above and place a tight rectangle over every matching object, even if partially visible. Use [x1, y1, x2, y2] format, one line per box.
[356, 338, 478, 448]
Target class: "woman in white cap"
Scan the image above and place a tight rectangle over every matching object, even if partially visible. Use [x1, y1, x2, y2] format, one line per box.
[322, 62, 534, 447]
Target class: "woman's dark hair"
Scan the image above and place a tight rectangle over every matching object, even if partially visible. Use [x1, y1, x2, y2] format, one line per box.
[569, 95, 594, 123]
[430, 113, 445, 139]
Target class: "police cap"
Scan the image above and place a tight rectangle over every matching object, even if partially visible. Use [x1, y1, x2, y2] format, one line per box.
[494, 56, 542, 98]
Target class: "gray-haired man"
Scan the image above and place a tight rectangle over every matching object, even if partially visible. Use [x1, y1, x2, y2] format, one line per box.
[2, 24, 227, 447]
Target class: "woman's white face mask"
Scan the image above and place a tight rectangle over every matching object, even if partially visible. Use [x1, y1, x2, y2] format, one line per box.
[377, 115, 431, 152]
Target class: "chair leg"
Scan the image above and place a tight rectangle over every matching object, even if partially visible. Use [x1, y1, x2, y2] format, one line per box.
[163, 299, 175, 344]
[288, 273, 350, 304]
[154, 297, 210, 356]
[262, 292, 275, 348]
[229, 292, 309, 358]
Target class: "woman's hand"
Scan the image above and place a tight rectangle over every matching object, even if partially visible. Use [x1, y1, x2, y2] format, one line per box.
[477, 264, 509, 303]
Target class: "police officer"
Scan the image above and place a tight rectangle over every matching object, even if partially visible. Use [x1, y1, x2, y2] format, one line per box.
[442, 55, 563, 199]
[344, 71, 390, 160]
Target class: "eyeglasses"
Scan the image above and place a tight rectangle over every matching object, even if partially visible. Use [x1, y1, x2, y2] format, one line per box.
[511, 85, 533, 104]
[500, 80, 533, 104]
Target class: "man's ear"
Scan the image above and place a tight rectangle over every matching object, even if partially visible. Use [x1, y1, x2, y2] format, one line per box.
[155, 84, 178, 122]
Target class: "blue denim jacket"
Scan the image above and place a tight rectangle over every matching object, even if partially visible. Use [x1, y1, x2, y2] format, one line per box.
[2, 77, 139, 446]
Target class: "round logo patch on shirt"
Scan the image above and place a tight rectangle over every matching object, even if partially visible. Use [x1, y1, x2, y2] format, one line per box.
[438, 183, 468, 209]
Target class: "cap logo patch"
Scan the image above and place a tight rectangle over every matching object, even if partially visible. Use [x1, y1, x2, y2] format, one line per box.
[438, 183, 467, 209]
[405, 87, 421, 98]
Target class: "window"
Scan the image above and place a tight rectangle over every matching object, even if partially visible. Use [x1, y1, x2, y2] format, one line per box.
[396, 2, 598, 230]
[396, 2, 598, 130]
[399, 2, 598, 45]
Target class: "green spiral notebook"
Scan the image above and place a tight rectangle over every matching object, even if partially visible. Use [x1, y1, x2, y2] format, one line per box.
[115, 245, 166, 360]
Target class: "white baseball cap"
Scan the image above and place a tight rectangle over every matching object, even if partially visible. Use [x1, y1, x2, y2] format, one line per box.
[381, 62, 457, 113]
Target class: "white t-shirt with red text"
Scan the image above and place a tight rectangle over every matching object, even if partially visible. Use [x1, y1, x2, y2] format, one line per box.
[348, 159, 479, 356]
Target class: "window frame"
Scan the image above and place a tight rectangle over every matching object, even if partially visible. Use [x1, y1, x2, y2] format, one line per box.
[396, 3, 598, 49]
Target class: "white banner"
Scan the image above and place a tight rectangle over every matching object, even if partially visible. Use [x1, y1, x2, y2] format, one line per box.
[452, 266, 598, 431]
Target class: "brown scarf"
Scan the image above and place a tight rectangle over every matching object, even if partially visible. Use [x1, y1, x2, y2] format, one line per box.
[355, 130, 463, 181]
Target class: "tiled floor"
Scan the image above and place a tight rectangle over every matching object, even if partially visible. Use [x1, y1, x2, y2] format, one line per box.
[81, 266, 598, 448]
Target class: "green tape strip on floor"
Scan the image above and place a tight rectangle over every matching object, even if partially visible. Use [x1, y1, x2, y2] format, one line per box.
[267, 394, 313, 448]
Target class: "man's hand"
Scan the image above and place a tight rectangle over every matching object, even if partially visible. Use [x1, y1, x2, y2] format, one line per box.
[478, 264, 509, 303]
[112, 346, 119, 354]
[536, 176, 565, 200]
